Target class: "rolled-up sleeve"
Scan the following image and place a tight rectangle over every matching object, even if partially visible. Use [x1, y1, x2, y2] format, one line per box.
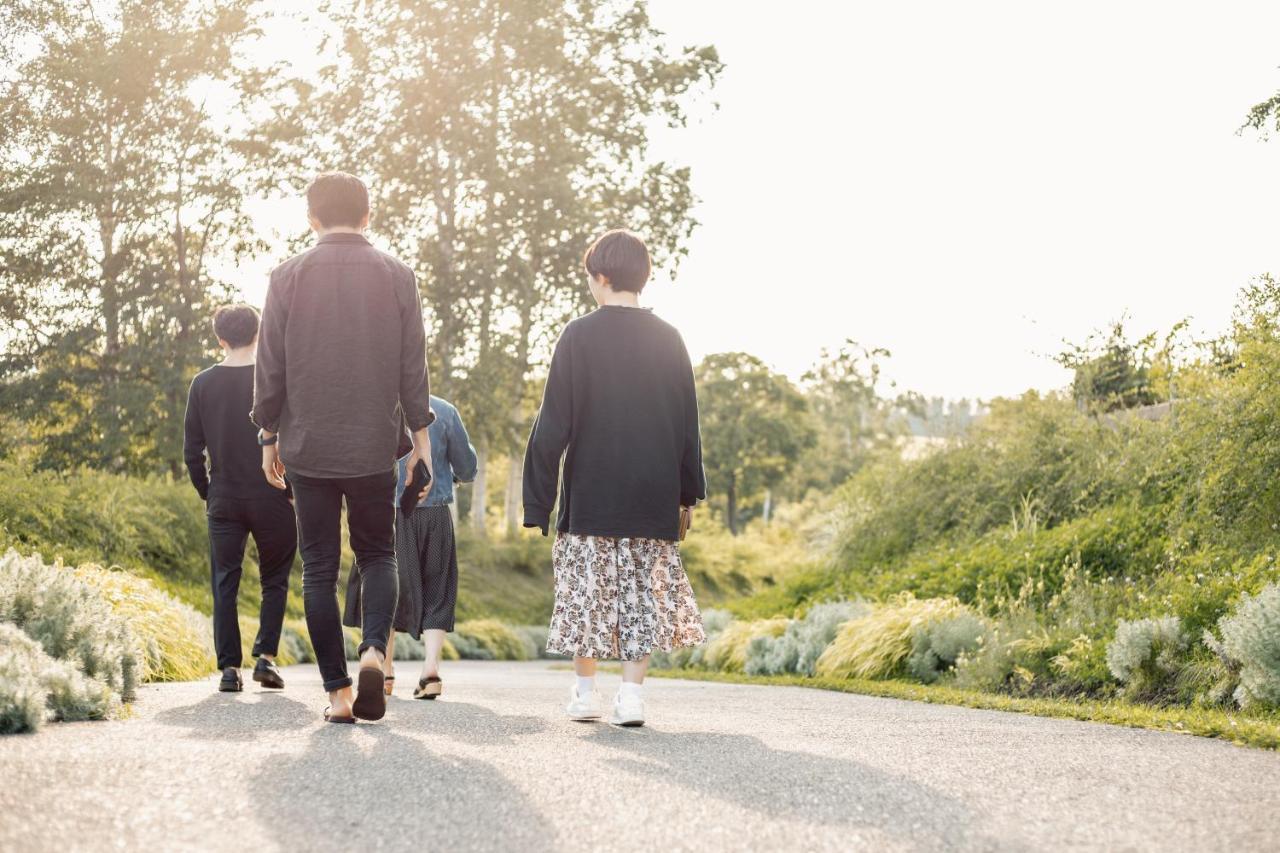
[398, 271, 434, 430]
[251, 272, 288, 432]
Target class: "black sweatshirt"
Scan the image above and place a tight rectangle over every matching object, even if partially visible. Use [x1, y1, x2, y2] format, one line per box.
[184, 364, 286, 501]
[522, 306, 707, 541]
[251, 232, 434, 479]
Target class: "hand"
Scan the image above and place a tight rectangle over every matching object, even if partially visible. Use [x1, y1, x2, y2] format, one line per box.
[262, 444, 287, 490]
[403, 450, 433, 503]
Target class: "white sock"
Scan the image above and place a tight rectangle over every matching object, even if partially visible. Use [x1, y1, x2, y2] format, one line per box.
[619, 682, 643, 699]
[576, 676, 596, 697]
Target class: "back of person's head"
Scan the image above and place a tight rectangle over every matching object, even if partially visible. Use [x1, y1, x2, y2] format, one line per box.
[306, 171, 370, 229]
[583, 229, 651, 293]
[212, 304, 260, 348]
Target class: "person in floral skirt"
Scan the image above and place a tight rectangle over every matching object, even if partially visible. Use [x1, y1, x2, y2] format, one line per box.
[522, 229, 707, 727]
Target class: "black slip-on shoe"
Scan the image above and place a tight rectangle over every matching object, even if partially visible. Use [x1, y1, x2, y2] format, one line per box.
[218, 667, 243, 692]
[253, 658, 285, 690]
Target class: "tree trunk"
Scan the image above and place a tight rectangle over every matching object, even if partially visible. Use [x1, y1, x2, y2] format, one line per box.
[503, 453, 520, 536]
[470, 440, 488, 534]
[727, 473, 739, 536]
[762, 489, 773, 525]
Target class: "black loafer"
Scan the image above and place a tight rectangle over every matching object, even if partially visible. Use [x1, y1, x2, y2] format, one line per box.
[253, 658, 285, 690]
[218, 667, 243, 692]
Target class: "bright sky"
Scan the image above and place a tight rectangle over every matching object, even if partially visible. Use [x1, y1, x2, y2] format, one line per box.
[239, 1, 1280, 401]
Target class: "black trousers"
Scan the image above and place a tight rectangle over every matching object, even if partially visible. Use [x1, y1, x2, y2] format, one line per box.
[291, 468, 399, 692]
[207, 493, 298, 670]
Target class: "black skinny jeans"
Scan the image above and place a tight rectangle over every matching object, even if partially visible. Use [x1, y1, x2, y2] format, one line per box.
[207, 493, 297, 670]
[291, 468, 399, 692]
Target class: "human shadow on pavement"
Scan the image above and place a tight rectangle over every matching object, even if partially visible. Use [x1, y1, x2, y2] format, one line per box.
[248, 723, 556, 852]
[155, 692, 314, 742]
[583, 726, 998, 851]
[386, 697, 548, 745]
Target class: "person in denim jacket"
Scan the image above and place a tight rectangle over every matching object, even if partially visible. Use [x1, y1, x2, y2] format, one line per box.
[345, 395, 477, 699]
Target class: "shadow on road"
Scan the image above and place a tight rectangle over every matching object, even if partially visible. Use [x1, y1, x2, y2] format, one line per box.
[155, 692, 314, 741]
[386, 697, 548, 745]
[247, 724, 556, 851]
[584, 726, 994, 850]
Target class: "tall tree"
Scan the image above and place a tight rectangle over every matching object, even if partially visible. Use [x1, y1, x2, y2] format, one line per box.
[697, 352, 814, 535]
[311, 0, 721, 531]
[0, 0, 279, 473]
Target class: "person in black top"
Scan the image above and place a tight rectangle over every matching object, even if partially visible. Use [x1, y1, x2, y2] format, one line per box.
[522, 229, 707, 728]
[184, 304, 297, 693]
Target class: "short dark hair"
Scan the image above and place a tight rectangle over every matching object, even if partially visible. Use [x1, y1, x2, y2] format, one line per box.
[306, 171, 370, 229]
[212, 304, 260, 348]
[583, 229, 651, 293]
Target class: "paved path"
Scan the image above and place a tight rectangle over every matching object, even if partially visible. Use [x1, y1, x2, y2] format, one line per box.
[2, 662, 1278, 852]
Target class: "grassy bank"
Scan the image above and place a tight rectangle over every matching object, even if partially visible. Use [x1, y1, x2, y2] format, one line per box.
[650, 668, 1280, 750]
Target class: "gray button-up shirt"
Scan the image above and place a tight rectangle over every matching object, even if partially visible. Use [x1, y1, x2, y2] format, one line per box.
[252, 233, 434, 479]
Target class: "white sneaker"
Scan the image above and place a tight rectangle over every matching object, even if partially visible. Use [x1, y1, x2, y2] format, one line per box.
[566, 684, 602, 721]
[610, 689, 645, 727]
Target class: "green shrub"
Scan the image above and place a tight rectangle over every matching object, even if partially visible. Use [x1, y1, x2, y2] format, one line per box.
[1106, 616, 1187, 700]
[1216, 582, 1280, 708]
[907, 609, 987, 683]
[745, 601, 869, 676]
[451, 619, 531, 661]
[816, 596, 974, 681]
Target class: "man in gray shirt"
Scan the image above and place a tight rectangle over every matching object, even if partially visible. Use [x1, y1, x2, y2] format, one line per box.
[252, 172, 435, 724]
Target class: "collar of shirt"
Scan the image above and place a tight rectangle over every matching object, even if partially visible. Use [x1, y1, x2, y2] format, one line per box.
[316, 232, 371, 246]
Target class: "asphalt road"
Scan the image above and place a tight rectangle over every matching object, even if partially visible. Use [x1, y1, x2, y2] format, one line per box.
[2, 661, 1278, 852]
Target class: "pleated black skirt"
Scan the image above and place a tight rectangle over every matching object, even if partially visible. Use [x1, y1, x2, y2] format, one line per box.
[343, 505, 458, 638]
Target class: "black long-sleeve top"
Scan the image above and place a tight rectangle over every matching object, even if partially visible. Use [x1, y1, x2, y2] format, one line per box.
[251, 232, 434, 479]
[184, 364, 287, 501]
[522, 306, 707, 541]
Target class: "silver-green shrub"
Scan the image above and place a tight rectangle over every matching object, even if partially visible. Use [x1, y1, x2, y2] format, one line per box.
[0, 622, 117, 732]
[0, 623, 48, 733]
[513, 625, 550, 659]
[1216, 582, 1280, 709]
[1106, 616, 1187, 694]
[744, 601, 870, 676]
[907, 610, 987, 683]
[0, 551, 141, 700]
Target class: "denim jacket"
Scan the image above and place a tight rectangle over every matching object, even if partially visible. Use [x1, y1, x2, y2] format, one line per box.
[394, 396, 478, 508]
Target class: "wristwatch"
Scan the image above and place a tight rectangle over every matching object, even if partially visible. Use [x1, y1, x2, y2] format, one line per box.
[257, 429, 278, 446]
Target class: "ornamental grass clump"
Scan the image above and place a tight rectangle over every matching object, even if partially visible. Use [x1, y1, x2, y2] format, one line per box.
[79, 564, 214, 682]
[745, 601, 871, 676]
[815, 595, 975, 681]
[1105, 616, 1187, 700]
[1215, 582, 1280, 709]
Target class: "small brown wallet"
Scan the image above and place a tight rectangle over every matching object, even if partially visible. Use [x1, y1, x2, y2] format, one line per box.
[678, 506, 693, 541]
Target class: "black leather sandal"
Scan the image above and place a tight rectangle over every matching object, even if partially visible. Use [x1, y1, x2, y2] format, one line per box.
[352, 665, 387, 721]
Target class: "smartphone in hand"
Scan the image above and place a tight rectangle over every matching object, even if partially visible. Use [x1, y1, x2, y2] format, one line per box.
[400, 459, 432, 514]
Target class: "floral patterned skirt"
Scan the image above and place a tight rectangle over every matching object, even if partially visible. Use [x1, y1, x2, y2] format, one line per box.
[546, 533, 706, 662]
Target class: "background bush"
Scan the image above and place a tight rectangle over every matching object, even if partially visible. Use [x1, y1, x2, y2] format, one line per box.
[1217, 582, 1280, 708]
[816, 596, 974, 681]
[745, 601, 870, 676]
